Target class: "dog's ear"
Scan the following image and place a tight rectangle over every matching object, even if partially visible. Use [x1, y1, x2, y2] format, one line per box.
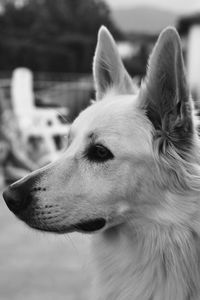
[93, 26, 135, 100]
[141, 27, 194, 154]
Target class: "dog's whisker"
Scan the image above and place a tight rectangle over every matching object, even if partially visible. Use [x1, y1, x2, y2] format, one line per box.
[64, 234, 80, 256]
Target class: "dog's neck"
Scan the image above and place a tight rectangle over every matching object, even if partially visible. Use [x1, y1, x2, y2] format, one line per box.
[92, 219, 200, 300]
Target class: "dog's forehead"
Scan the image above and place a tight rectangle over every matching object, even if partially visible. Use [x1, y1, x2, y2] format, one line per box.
[70, 95, 153, 155]
[73, 95, 143, 134]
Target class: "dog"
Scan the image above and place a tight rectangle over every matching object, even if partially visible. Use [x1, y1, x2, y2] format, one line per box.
[3, 26, 200, 300]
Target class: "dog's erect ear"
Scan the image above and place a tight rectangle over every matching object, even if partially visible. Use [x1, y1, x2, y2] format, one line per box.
[141, 27, 194, 153]
[93, 26, 135, 100]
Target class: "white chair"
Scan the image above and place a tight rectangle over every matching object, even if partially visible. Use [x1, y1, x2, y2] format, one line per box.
[11, 68, 70, 161]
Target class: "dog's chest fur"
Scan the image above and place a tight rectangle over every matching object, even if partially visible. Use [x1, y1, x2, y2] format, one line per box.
[91, 224, 200, 300]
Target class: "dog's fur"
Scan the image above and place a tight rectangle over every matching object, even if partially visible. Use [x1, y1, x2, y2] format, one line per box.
[3, 27, 200, 300]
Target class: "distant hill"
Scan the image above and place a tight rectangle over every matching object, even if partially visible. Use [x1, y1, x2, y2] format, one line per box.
[112, 6, 178, 34]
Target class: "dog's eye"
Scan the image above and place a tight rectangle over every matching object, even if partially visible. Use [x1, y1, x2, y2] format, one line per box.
[86, 144, 114, 162]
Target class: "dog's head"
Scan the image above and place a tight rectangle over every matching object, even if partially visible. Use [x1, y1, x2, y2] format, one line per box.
[3, 27, 199, 234]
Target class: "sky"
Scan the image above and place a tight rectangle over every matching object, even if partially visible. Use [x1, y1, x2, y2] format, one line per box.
[106, 0, 200, 13]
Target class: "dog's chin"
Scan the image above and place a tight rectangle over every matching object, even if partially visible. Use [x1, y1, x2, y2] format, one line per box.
[23, 217, 107, 234]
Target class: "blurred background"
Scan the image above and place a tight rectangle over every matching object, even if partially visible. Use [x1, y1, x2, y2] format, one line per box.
[1, 0, 200, 299]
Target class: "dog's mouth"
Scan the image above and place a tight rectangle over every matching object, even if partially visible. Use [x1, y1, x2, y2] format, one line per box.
[16, 215, 107, 234]
[74, 218, 106, 233]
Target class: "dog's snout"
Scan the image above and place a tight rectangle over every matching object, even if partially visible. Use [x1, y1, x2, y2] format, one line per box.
[2, 172, 39, 215]
[3, 184, 31, 214]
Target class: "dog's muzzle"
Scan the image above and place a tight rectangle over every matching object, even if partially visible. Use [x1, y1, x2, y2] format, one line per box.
[2, 171, 39, 215]
[3, 184, 32, 215]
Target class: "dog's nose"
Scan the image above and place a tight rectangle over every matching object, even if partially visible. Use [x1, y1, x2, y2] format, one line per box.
[3, 185, 29, 214]
[3, 168, 45, 215]
[2, 173, 36, 215]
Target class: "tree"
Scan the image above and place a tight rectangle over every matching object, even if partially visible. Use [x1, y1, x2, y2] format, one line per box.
[0, 0, 121, 73]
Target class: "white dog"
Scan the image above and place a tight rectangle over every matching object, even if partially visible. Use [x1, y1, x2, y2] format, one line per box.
[3, 26, 200, 300]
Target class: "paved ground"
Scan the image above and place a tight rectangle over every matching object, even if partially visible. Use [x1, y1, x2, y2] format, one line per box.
[0, 189, 92, 300]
